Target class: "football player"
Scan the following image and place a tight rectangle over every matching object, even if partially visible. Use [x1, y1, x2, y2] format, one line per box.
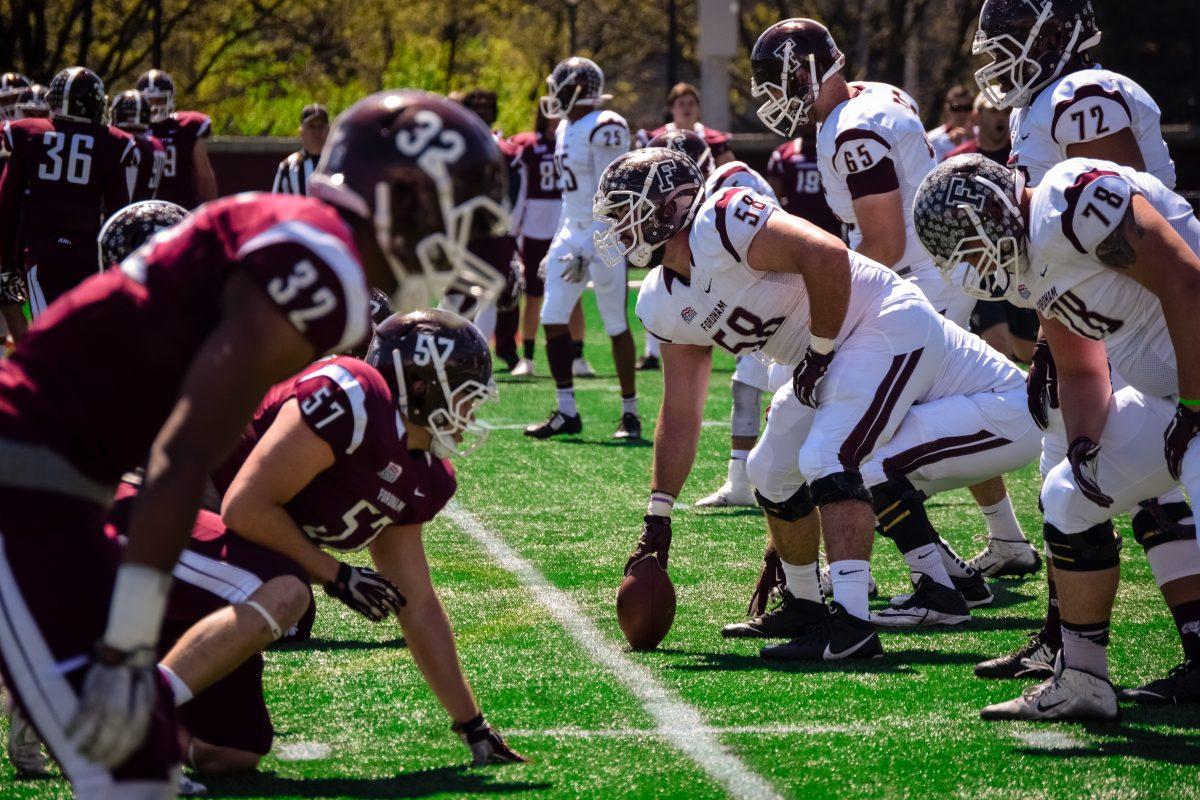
[14, 84, 49, 119]
[752, 18, 1038, 578]
[138, 69, 218, 209]
[0, 67, 135, 320]
[914, 154, 1200, 718]
[109, 90, 167, 202]
[0, 72, 30, 121]
[0, 90, 508, 797]
[766, 129, 842, 238]
[525, 57, 640, 440]
[598, 147, 1037, 659]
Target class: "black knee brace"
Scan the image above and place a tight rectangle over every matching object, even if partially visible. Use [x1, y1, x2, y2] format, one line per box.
[871, 476, 937, 554]
[811, 470, 871, 508]
[1043, 521, 1122, 571]
[755, 485, 815, 522]
[1132, 500, 1197, 552]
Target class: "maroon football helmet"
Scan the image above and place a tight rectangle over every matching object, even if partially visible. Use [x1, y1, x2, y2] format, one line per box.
[0, 72, 31, 121]
[15, 84, 49, 119]
[47, 67, 106, 124]
[136, 69, 175, 122]
[308, 90, 510, 314]
[109, 90, 152, 132]
[646, 129, 714, 178]
[750, 19, 845, 136]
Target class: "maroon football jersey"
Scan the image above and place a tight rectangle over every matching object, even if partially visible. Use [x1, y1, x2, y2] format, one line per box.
[0, 117, 135, 271]
[212, 356, 457, 551]
[509, 131, 560, 202]
[767, 137, 843, 237]
[0, 193, 370, 484]
[130, 133, 166, 201]
[149, 110, 211, 208]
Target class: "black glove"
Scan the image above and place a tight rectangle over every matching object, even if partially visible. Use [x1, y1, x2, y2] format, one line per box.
[1026, 338, 1059, 430]
[624, 515, 672, 575]
[324, 562, 406, 621]
[792, 346, 835, 408]
[1165, 403, 1200, 480]
[747, 546, 785, 617]
[452, 713, 527, 766]
[0, 270, 25, 305]
[1067, 436, 1112, 508]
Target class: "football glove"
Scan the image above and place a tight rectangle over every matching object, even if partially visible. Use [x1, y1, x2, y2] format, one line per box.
[1165, 402, 1200, 481]
[452, 713, 527, 766]
[747, 546, 785, 618]
[1026, 338, 1059, 430]
[0, 270, 25, 305]
[625, 515, 672, 575]
[559, 252, 589, 283]
[67, 644, 158, 768]
[324, 562, 406, 621]
[497, 250, 524, 312]
[792, 345, 834, 408]
[1067, 436, 1112, 508]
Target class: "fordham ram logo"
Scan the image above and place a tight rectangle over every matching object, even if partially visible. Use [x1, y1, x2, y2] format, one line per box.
[681, 306, 697, 323]
[944, 175, 988, 213]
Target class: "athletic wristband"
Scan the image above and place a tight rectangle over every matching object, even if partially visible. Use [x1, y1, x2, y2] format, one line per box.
[102, 563, 172, 652]
[1180, 398, 1200, 408]
[809, 336, 836, 355]
[647, 491, 676, 518]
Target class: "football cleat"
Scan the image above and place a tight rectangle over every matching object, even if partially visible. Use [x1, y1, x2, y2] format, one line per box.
[6, 705, 48, 776]
[872, 575, 971, 627]
[981, 660, 1119, 722]
[613, 413, 643, 440]
[760, 602, 883, 661]
[722, 591, 827, 639]
[891, 568, 993, 609]
[968, 537, 1042, 578]
[1120, 660, 1200, 705]
[819, 567, 878, 599]
[179, 774, 208, 796]
[572, 357, 597, 378]
[695, 480, 756, 508]
[498, 352, 520, 372]
[510, 358, 536, 377]
[636, 354, 660, 371]
[524, 410, 583, 439]
[975, 630, 1059, 680]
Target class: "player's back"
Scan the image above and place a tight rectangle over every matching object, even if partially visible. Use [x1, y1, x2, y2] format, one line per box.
[555, 109, 628, 228]
[130, 132, 165, 201]
[509, 129, 561, 240]
[150, 110, 211, 208]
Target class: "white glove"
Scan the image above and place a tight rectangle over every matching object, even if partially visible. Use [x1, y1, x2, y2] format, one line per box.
[559, 252, 590, 283]
[67, 646, 158, 768]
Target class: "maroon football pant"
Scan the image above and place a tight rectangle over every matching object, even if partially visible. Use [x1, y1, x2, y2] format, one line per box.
[23, 237, 97, 319]
[520, 236, 551, 298]
[0, 486, 180, 797]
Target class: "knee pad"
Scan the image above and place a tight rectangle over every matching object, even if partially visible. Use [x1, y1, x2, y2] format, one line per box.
[1132, 500, 1196, 552]
[1043, 521, 1122, 572]
[754, 485, 815, 522]
[731, 380, 763, 439]
[811, 470, 871, 508]
[870, 476, 935, 553]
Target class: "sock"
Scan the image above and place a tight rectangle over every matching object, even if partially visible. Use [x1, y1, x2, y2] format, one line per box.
[644, 336, 661, 358]
[621, 394, 637, 417]
[494, 307, 519, 360]
[782, 560, 821, 603]
[829, 559, 871, 620]
[159, 664, 193, 707]
[1060, 620, 1110, 679]
[523, 339, 536, 360]
[546, 332, 574, 388]
[557, 387, 578, 417]
[731, 448, 751, 461]
[981, 496, 1028, 544]
[903, 543, 954, 589]
[1042, 573, 1062, 645]
[573, 340, 584, 359]
[1170, 598, 1200, 663]
[936, 537, 974, 578]
[727, 457, 749, 485]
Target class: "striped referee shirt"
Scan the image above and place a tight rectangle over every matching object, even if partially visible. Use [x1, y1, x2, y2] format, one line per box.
[272, 150, 319, 195]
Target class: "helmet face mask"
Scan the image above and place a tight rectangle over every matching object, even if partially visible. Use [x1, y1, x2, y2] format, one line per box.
[109, 90, 151, 132]
[539, 57, 607, 119]
[751, 20, 845, 137]
[136, 70, 176, 122]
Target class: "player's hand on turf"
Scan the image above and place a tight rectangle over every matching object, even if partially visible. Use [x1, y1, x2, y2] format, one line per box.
[625, 515, 672, 575]
[453, 714, 528, 766]
[792, 345, 834, 408]
[559, 252, 589, 283]
[1026, 338, 1058, 430]
[1067, 436, 1112, 508]
[324, 562, 406, 621]
[1165, 403, 1200, 480]
[67, 644, 158, 768]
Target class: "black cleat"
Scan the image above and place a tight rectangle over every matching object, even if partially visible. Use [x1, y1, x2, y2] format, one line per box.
[524, 410, 582, 439]
[636, 354, 660, 371]
[760, 602, 883, 661]
[722, 591, 827, 639]
[1120, 660, 1200, 704]
[613, 412, 642, 440]
[873, 575, 971, 628]
[498, 351, 520, 372]
[952, 569, 994, 608]
[975, 629, 1059, 679]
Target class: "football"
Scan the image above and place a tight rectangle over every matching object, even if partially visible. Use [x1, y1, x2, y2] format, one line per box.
[616, 556, 677, 650]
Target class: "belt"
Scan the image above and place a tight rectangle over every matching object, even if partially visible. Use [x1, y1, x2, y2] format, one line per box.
[0, 437, 115, 508]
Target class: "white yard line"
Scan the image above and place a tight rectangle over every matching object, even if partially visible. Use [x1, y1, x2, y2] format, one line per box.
[445, 503, 784, 800]
[485, 420, 729, 431]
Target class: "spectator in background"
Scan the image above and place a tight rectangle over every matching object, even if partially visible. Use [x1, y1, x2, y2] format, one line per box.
[272, 103, 328, 196]
[944, 92, 1011, 164]
[926, 84, 975, 162]
[638, 82, 734, 165]
[766, 126, 842, 238]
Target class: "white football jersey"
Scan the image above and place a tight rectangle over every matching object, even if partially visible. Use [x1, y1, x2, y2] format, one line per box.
[635, 187, 917, 367]
[1010, 66, 1175, 189]
[553, 109, 630, 251]
[1018, 158, 1199, 398]
[704, 161, 779, 205]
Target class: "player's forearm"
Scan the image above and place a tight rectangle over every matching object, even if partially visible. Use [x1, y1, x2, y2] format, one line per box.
[400, 595, 479, 724]
[804, 249, 853, 342]
[1162, 297, 1200, 401]
[197, 166, 218, 203]
[221, 495, 339, 583]
[650, 402, 702, 497]
[1057, 370, 1111, 444]
[854, 233, 905, 270]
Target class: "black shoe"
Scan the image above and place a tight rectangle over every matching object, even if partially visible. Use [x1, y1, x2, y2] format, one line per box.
[974, 629, 1059, 679]
[952, 569, 994, 608]
[1120, 660, 1200, 704]
[613, 412, 642, 440]
[872, 575, 971, 628]
[760, 602, 883, 661]
[636, 355, 660, 371]
[498, 351, 520, 372]
[722, 591, 827, 639]
[524, 410, 582, 439]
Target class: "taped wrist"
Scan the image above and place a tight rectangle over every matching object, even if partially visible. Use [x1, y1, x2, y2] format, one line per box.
[103, 563, 172, 652]
[1132, 500, 1196, 552]
[811, 470, 871, 507]
[1043, 521, 1122, 571]
[871, 477, 936, 554]
[647, 491, 676, 518]
[753, 484, 815, 522]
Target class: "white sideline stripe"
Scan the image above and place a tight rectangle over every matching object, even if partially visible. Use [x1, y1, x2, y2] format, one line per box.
[444, 503, 784, 800]
[508, 724, 861, 738]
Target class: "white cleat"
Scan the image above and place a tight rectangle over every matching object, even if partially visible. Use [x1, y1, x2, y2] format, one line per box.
[981, 660, 1119, 722]
[179, 774, 208, 796]
[968, 537, 1043, 578]
[572, 357, 597, 378]
[695, 481, 756, 507]
[7, 705, 48, 777]
[510, 358, 536, 377]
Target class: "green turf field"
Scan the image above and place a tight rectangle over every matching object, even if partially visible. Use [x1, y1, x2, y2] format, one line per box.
[4, 289, 1199, 799]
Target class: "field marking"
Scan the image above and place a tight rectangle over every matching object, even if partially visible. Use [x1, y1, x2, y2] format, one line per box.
[508, 724, 863, 738]
[486, 420, 729, 431]
[1011, 730, 1086, 750]
[276, 741, 332, 761]
[445, 502, 784, 800]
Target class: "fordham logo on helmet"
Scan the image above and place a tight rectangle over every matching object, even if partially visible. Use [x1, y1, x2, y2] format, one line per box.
[47, 67, 106, 124]
[646, 129, 714, 178]
[539, 57, 610, 119]
[136, 69, 176, 122]
[97, 200, 189, 271]
[750, 19, 845, 137]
